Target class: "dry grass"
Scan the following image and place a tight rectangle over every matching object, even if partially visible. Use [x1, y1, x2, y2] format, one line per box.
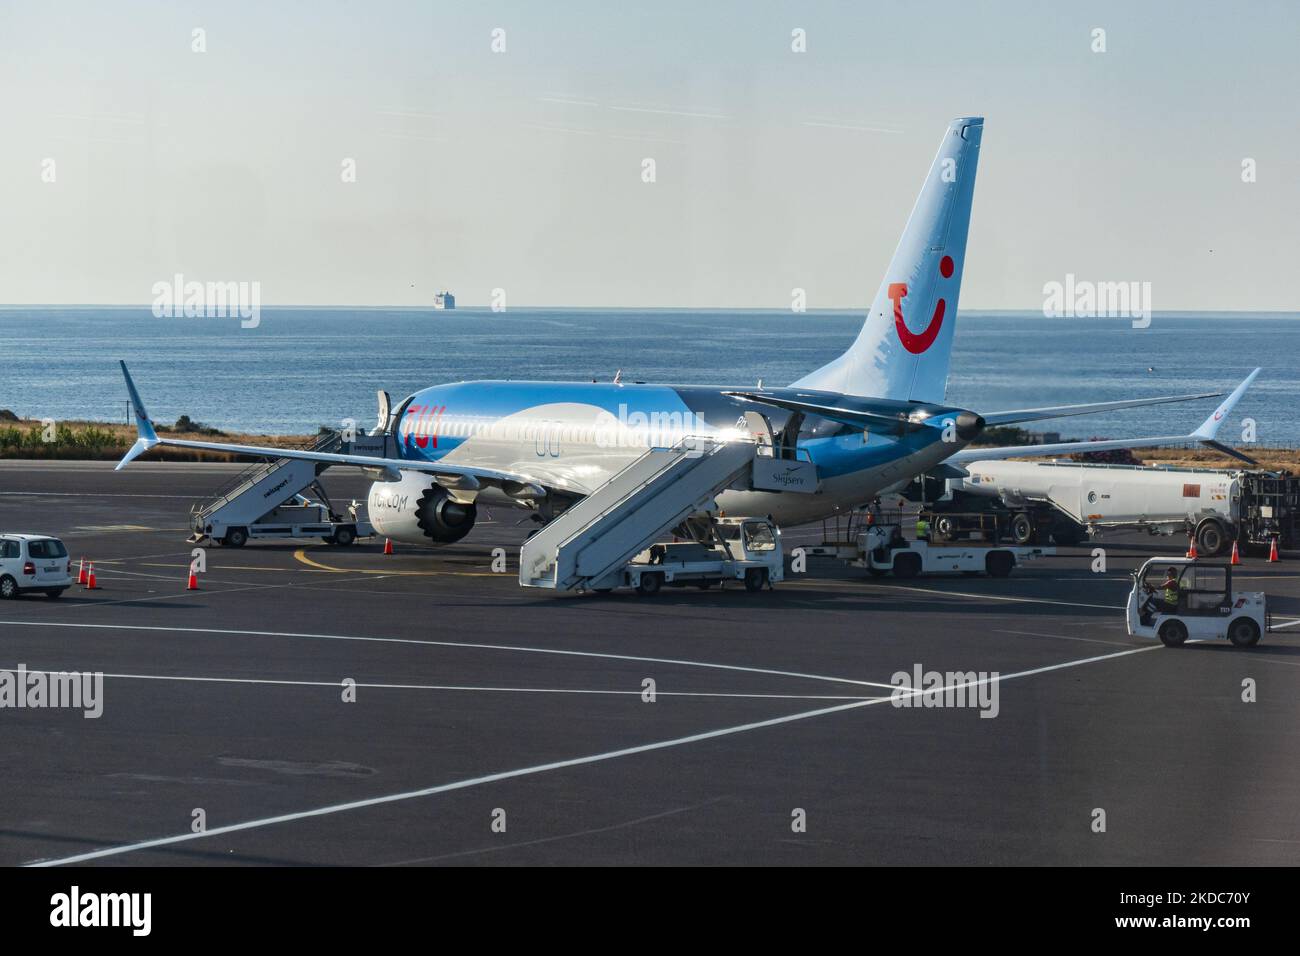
[0, 418, 316, 463]
[1104, 447, 1296, 472]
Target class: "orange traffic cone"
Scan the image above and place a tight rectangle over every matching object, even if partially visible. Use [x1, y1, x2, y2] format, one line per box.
[1230, 540, 1241, 565]
[383, 538, 393, 555]
[77, 557, 87, 585]
[187, 568, 199, 590]
[1269, 537, 1279, 563]
[1186, 534, 1198, 559]
[85, 562, 99, 590]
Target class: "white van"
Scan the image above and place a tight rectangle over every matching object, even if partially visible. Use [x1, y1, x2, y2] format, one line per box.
[0, 534, 74, 599]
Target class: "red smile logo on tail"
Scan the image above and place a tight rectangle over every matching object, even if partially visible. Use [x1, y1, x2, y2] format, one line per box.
[890, 255, 954, 354]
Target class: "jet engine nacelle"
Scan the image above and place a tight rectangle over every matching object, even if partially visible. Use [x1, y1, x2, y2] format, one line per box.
[367, 472, 478, 545]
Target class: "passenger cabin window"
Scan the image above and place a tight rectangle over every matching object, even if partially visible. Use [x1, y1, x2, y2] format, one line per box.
[0, 540, 18, 559]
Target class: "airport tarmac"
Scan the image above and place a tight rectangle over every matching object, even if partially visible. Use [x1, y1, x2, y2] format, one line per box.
[1, 459, 1297, 866]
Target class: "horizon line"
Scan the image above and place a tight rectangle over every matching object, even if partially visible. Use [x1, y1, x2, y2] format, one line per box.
[1, 304, 1299, 318]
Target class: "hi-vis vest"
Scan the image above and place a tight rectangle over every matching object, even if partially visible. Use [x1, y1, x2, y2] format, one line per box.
[916, 518, 929, 537]
[1163, 582, 1178, 605]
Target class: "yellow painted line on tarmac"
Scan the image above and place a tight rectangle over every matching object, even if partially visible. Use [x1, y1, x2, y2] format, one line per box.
[292, 548, 500, 577]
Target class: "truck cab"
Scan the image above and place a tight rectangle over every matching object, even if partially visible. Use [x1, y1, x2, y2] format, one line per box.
[1126, 557, 1265, 647]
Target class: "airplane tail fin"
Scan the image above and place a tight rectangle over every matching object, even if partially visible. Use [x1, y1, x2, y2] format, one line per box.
[792, 116, 983, 402]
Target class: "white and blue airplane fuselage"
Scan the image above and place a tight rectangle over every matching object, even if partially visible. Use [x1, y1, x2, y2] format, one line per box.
[382, 380, 982, 528]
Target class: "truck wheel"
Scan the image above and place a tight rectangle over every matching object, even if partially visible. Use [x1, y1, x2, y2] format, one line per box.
[934, 516, 956, 541]
[635, 572, 663, 596]
[332, 526, 356, 547]
[1228, 617, 1260, 648]
[0, 575, 18, 599]
[225, 527, 248, 548]
[1010, 513, 1034, 545]
[1158, 619, 1188, 647]
[1195, 519, 1227, 557]
[893, 553, 921, 579]
[986, 551, 1015, 578]
[744, 567, 768, 592]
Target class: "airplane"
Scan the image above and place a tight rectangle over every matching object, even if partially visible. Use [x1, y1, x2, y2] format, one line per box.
[116, 116, 1249, 547]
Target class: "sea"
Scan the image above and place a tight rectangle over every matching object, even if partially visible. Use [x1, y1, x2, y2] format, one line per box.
[1, 308, 1296, 443]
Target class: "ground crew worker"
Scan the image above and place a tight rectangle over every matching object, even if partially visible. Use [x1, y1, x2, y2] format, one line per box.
[1161, 567, 1180, 610]
[915, 514, 930, 542]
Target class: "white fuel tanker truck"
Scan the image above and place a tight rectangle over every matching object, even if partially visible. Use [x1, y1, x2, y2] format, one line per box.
[921, 460, 1297, 558]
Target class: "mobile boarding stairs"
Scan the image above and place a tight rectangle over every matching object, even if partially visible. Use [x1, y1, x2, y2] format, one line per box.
[188, 431, 387, 546]
[519, 436, 817, 593]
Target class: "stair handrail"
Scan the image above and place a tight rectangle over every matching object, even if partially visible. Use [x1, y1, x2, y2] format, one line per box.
[194, 429, 345, 519]
[541, 438, 756, 586]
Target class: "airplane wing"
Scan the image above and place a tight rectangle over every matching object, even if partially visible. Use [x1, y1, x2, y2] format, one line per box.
[726, 387, 1223, 435]
[979, 390, 1222, 427]
[114, 362, 550, 497]
[949, 368, 1261, 465]
[722, 392, 930, 433]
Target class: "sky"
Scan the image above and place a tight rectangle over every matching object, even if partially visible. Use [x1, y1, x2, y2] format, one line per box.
[1, 0, 1297, 310]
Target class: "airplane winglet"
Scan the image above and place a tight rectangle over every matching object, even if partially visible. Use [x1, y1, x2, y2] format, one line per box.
[117, 361, 159, 469]
[1199, 439, 1258, 466]
[116, 436, 159, 471]
[1190, 368, 1260, 441]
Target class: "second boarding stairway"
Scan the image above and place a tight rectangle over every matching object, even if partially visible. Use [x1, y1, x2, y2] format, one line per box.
[188, 431, 347, 542]
[519, 438, 764, 592]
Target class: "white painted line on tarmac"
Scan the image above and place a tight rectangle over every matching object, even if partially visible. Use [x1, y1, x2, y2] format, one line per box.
[25, 643, 1160, 866]
[0, 619, 902, 691]
[873, 582, 1123, 610]
[996, 629, 1131, 648]
[1, 665, 883, 702]
[1041, 577, 1130, 583]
